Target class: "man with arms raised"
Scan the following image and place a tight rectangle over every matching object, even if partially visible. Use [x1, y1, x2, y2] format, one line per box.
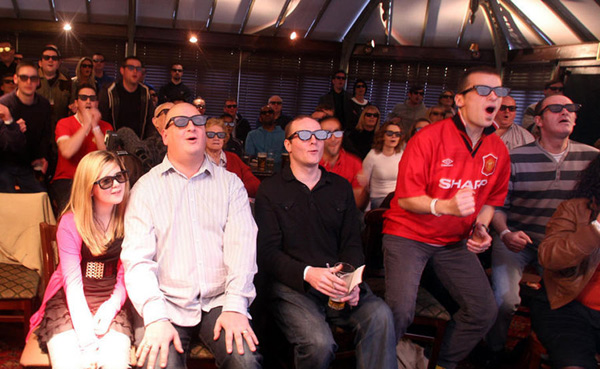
[255, 116, 396, 369]
[487, 94, 597, 360]
[383, 66, 511, 369]
[121, 103, 262, 369]
[49, 84, 112, 211]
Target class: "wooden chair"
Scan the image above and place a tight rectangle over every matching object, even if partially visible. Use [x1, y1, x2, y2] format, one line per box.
[362, 206, 450, 369]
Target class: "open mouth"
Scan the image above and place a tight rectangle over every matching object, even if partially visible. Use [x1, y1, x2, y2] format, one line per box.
[485, 106, 496, 114]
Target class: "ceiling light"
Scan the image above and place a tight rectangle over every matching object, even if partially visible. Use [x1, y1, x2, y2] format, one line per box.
[290, 31, 297, 40]
[189, 35, 198, 43]
[63, 23, 72, 31]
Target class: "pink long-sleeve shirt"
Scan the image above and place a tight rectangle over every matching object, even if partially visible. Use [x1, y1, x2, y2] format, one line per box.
[27, 212, 127, 350]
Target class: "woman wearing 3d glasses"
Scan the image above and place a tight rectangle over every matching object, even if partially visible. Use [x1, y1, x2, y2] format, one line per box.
[347, 105, 382, 159]
[361, 121, 405, 209]
[205, 117, 260, 198]
[28, 150, 132, 369]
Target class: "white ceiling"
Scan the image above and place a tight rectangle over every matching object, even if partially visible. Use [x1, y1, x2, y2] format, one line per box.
[0, 0, 598, 50]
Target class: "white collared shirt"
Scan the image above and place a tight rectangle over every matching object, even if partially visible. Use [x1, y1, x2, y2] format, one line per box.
[121, 154, 258, 327]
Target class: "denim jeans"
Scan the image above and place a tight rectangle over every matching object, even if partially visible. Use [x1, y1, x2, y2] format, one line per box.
[487, 235, 540, 351]
[269, 281, 397, 369]
[135, 307, 262, 369]
[47, 329, 130, 369]
[383, 234, 497, 369]
[0, 163, 46, 193]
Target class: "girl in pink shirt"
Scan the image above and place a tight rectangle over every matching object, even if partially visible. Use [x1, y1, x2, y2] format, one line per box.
[28, 150, 131, 369]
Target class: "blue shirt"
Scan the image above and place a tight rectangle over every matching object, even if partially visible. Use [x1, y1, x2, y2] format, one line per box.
[244, 125, 286, 166]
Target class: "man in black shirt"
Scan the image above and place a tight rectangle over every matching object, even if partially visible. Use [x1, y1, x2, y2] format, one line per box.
[99, 56, 154, 138]
[254, 116, 396, 369]
[0, 62, 50, 192]
[318, 70, 354, 130]
[158, 63, 192, 104]
[0, 42, 16, 79]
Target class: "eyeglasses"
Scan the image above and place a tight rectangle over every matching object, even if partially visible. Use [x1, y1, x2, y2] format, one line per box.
[287, 129, 331, 141]
[364, 112, 379, 118]
[355, 84, 366, 88]
[94, 170, 129, 190]
[171, 68, 183, 73]
[260, 110, 274, 115]
[81, 64, 93, 69]
[459, 85, 510, 97]
[0, 46, 11, 53]
[2, 79, 14, 84]
[225, 104, 237, 109]
[412, 91, 425, 96]
[92, 59, 104, 63]
[150, 92, 158, 98]
[206, 131, 226, 139]
[124, 64, 142, 72]
[78, 94, 97, 102]
[224, 122, 235, 127]
[538, 103, 581, 115]
[330, 130, 344, 138]
[547, 86, 563, 92]
[499, 105, 517, 112]
[430, 111, 444, 116]
[441, 94, 453, 99]
[269, 101, 282, 105]
[17, 75, 40, 83]
[14, 56, 22, 61]
[334, 75, 346, 80]
[165, 115, 207, 129]
[41, 54, 59, 61]
[195, 105, 205, 109]
[385, 130, 402, 137]
[155, 108, 170, 118]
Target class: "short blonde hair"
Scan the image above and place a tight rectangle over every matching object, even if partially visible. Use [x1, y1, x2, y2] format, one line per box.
[63, 151, 129, 256]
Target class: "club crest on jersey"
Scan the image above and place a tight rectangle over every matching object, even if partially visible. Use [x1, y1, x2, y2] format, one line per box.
[481, 154, 497, 176]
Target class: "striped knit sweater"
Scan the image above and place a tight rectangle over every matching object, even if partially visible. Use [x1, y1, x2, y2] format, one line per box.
[501, 140, 598, 246]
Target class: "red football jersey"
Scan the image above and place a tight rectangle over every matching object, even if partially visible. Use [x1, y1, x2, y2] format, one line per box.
[383, 115, 510, 245]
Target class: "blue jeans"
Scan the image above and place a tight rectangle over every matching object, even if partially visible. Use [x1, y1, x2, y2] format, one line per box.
[0, 163, 46, 193]
[269, 281, 397, 369]
[383, 234, 497, 369]
[135, 307, 262, 369]
[487, 235, 541, 352]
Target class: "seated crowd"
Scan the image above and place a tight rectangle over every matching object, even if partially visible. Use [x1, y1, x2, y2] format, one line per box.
[2, 40, 599, 369]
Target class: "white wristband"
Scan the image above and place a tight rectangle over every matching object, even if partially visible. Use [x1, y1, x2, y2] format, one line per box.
[500, 229, 511, 239]
[3, 118, 13, 125]
[430, 198, 442, 217]
[92, 126, 101, 132]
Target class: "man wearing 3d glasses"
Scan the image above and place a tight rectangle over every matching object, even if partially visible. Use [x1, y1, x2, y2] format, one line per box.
[122, 102, 262, 369]
[254, 116, 396, 369]
[50, 83, 112, 211]
[383, 66, 512, 369]
[486, 94, 598, 362]
[493, 95, 534, 151]
[99, 56, 154, 139]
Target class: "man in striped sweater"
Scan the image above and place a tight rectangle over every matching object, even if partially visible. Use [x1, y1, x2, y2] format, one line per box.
[487, 94, 598, 358]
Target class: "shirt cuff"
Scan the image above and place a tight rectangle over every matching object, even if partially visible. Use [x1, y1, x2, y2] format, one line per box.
[303, 266, 311, 280]
[142, 299, 169, 327]
[591, 220, 600, 235]
[223, 294, 250, 318]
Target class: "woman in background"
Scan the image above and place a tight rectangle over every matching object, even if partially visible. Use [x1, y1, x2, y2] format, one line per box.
[70, 57, 96, 104]
[407, 118, 431, 141]
[347, 105, 381, 159]
[28, 150, 132, 369]
[205, 117, 260, 198]
[349, 78, 370, 128]
[361, 121, 404, 209]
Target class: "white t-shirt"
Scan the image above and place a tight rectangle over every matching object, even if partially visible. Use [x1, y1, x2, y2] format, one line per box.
[362, 149, 403, 199]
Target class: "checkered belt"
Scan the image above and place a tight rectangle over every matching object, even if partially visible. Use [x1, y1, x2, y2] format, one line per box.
[83, 261, 116, 279]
